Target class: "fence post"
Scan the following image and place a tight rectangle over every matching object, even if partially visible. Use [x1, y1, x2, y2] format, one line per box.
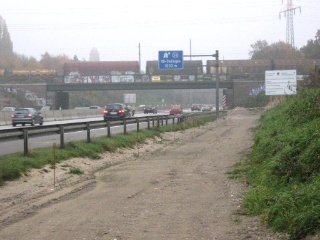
[86, 122, 90, 143]
[23, 129, 28, 156]
[147, 116, 150, 129]
[136, 118, 140, 132]
[157, 116, 160, 127]
[123, 119, 127, 135]
[60, 125, 65, 149]
[107, 121, 111, 137]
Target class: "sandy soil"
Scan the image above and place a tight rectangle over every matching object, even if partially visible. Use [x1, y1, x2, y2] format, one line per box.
[0, 108, 290, 240]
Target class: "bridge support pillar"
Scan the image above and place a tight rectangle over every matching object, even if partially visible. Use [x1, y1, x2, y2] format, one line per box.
[54, 91, 69, 110]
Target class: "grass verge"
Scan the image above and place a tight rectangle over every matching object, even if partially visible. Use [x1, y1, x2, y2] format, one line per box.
[0, 113, 218, 186]
[242, 88, 320, 239]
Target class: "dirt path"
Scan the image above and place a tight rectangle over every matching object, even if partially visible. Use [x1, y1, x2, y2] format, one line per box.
[0, 108, 287, 240]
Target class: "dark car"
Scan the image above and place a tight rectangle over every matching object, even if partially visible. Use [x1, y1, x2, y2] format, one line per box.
[191, 104, 202, 111]
[144, 105, 157, 114]
[103, 103, 131, 121]
[12, 108, 44, 126]
[169, 105, 183, 115]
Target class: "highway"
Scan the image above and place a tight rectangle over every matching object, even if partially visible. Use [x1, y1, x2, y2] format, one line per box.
[0, 111, 171, 156]
[0, 108, 219, 156]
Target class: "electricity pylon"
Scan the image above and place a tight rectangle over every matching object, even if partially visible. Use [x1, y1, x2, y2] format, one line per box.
[279, 0, 301, 47]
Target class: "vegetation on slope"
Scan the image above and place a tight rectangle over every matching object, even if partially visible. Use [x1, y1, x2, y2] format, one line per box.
[243, 88, 320, 239]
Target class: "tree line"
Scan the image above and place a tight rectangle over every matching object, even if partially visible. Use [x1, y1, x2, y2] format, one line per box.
[249, 30, 320, 60]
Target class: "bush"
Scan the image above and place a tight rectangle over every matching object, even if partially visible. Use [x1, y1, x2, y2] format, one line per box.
[241, 91, 270, 108]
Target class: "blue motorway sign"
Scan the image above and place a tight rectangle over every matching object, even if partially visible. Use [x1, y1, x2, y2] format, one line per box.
[158, 50, 183, 70]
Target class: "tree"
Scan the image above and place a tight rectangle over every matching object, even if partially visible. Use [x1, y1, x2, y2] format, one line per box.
[40, 52, 54, 69]
[316, 29, 320, 41]
[0, 16, 14, 68]
[89, 47, 100, 61]
[300, 29, 320, 59]
[12, 54, 30, 69]
[39, 53, 70, 71]
[248, 40, 269, 59]
[249, 40, 303, 60]
[27, 56, 41, 69]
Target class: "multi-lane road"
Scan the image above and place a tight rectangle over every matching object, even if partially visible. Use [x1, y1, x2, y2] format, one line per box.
[0, 107, 218, 156]
[0, 111, 170, 156]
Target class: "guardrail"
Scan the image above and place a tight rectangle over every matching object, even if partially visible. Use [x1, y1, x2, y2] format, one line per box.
[0, 114, 186, 156]
[0, 111, 218, 156]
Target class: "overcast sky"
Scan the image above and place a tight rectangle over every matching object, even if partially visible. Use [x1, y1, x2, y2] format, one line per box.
[1, 0, 319, 70]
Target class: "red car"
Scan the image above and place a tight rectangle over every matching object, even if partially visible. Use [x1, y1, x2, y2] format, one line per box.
[191, 104, 202, 111]
[169, 105, 183, 115]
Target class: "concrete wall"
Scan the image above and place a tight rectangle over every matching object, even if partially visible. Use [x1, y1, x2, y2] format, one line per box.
[0, 84, 53, 108]
[231, 80, 265, 107]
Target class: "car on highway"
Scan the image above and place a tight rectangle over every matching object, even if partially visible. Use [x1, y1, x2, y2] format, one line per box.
[40, 106, 51, 111]
[143, 105, 157, 114]
[191, 104, 202, 111]
[201, 104, 212, 112]
[11, 108, 44, 126]
[89, 105, 102, 109]
[1, 106, 16, 112]
[103, 103, 132, 121]
[169, 105, 183, 115]
[75, 107, 90, 110]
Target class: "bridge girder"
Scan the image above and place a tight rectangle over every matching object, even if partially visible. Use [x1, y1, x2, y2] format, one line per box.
[46, 82, 234, 92]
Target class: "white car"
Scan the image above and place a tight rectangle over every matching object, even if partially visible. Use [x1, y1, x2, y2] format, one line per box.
[201, 105, 212, 112]
[1, 107, 16, 112]
[40, 106, 51, 111]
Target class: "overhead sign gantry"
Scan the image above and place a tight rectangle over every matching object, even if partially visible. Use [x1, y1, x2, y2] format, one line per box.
[158, 49, 220, 116]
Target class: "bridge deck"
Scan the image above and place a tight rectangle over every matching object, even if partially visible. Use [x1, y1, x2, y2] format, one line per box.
[46, 81, 234, 91]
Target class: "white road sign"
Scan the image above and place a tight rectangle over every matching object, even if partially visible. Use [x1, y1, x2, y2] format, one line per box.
[124, 93, 136, 104]
[265, 70, 297, 96]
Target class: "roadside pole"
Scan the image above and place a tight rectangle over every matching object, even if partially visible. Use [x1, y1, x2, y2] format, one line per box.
[215, 50, 220, 117]
[183, 50, 220, 116]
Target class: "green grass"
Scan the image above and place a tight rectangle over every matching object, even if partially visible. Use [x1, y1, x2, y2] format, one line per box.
[0, 113, 219, 186]
[69, 167, 84, 175]
[242, 88, 320, 239]
[227, 160, 248, 180]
